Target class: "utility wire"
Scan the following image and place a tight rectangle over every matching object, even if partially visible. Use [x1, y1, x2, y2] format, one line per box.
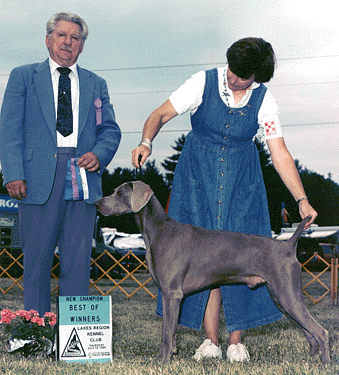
[92, 55, 339, 73]
[0, 54, 338, 76]
[120, 121, 339, 135]
[110, 81, 338, 96]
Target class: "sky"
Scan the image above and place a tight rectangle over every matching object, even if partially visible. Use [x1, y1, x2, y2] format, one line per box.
[0, 0, 338, 183]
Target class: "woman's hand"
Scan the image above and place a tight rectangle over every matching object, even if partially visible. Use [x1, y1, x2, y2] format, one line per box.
[131, 99, 178, 169]
[298, 199, 318, 229]
[132, 145, 151, 168]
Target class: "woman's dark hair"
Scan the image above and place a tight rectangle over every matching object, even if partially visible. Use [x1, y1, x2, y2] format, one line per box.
[226, 38, 276, 83]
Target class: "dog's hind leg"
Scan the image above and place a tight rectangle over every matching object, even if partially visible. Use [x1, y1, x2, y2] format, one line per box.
[265, 265, 330, 364]
[159, 290, 183, 362]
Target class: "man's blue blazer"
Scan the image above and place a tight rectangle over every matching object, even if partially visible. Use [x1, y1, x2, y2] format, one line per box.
[0, 59, 121, 204]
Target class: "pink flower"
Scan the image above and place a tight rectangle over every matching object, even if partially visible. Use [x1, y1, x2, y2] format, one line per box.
[38, 318, 46, 327]
[16, 310, 26, 317]
[31, 316, 45, 327]
[0, 309, 16, 324]
[1, 309, 56, 342]
[44, 312, 57, 326]
[16, 310, 32, 321]
[49, 319, 56, 326]
[43, 312, 55, 318]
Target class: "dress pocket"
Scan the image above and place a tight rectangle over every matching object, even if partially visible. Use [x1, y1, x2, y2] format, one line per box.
[236, 180, 262, 234]
[180, 177, 209, 227]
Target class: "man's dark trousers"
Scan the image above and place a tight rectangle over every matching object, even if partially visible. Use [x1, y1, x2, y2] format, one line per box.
[19, 147, 96, 316]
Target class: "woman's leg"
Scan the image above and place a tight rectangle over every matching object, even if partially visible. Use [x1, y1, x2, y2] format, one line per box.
[203, 288, 221, 345]
[229, 330, 242, 345]
[204, 288, 242, 346]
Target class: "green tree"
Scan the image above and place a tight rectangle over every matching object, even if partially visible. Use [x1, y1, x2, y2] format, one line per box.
[161, 135, 339, 233]
[298, 168, 339, 227]
[161, 134, 185, 186]
[254, 138, 290, 233]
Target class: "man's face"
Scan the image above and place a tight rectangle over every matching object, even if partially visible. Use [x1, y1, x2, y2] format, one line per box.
[46, 20, 84, 67]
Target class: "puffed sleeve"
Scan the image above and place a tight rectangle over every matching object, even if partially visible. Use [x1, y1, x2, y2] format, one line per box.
[258, 89, 283, 141]
[169, 70, 206, 115]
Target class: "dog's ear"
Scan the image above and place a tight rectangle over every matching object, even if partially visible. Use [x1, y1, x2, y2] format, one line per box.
[131, 181, 154, 212]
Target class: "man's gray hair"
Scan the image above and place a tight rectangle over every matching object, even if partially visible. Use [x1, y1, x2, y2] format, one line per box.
[46, 12, 89, 43]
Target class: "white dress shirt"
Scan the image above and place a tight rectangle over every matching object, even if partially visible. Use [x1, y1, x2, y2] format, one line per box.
[169, 67, 283, 140]
[49, 58, 80, 147]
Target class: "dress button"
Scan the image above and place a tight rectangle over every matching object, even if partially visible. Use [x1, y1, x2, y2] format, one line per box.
[220, 186, 223, 190]
[218, 201, 222, 205]
[220, 172, 224, 176]
[221, 158, 224, 162]
[55, 153, 57, 158]
[222, 146, 225, 150]
[217, 215, 221, 219]
[225, 124, 229, 128]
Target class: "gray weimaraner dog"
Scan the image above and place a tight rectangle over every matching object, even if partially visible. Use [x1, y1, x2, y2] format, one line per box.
[95, 181, 330, 364]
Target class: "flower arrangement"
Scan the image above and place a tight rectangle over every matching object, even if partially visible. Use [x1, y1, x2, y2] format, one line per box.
[0, 309, 57, 356]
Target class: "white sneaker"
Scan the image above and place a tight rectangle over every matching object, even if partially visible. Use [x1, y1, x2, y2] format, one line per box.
[226, 343, 250, 362]
[192, 339, 223, 361]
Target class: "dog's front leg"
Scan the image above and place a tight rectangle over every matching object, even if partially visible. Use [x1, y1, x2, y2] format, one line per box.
[159, 290, 183, 362]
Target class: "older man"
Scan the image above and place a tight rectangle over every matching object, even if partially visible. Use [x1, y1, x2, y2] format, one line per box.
[0, 13, 121, 316]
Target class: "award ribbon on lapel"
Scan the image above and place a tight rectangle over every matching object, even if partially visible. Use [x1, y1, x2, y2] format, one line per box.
[65, 158, 89, 201]
[94, 98, 102, 126]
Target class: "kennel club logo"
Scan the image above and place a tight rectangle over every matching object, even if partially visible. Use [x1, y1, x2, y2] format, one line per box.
[58, 296, 112, 363]
[62, 328, 86, 358]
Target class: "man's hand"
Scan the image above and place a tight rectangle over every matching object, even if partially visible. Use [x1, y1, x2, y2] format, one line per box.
[77, 152, 100, 172]
[6, 180, 27, 200]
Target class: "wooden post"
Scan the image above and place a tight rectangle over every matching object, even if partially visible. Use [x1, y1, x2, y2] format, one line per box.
[331, 257, 338, 305]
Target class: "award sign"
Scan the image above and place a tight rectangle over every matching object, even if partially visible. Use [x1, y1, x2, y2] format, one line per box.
[57, 296, 112, 363]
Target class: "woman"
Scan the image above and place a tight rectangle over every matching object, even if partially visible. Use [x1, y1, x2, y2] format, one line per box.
[132, 38, 317, 362]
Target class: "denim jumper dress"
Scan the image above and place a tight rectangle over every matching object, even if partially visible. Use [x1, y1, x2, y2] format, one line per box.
[156, 68, 282, 332]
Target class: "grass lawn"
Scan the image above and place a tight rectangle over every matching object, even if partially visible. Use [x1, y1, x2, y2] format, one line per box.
[0, 272, 338, 374]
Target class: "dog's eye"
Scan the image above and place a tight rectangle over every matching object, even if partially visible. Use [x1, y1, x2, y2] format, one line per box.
[117, 191, 122, 196]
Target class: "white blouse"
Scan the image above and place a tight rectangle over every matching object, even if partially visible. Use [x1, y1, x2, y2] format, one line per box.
[169, 67, 283, 140]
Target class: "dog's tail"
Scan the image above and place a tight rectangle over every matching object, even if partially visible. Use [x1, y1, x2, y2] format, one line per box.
[287, 216, 311, 247]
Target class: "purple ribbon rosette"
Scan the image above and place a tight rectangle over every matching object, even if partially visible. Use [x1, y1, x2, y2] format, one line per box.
[94, 98, 102, 126]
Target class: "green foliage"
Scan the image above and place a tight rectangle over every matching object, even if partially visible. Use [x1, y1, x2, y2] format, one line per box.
[299, 169, 339, 227]
[101, 135, 339, 234]
[254, 139, 339, 233]
[161, 134, 186, 186]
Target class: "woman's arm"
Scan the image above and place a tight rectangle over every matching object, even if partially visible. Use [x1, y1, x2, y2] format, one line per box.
[267, 137, 318, 228]
[132, 99, 178, 168]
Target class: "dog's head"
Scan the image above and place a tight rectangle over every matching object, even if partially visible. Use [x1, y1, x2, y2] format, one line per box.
[95, 181, 154, 216]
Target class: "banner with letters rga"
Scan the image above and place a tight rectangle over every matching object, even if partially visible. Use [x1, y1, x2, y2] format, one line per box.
[57, 296, 112, 363]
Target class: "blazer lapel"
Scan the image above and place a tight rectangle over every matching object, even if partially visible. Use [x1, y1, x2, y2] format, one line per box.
[78, 66, 95, 140]
[33, 59, 56, 140]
